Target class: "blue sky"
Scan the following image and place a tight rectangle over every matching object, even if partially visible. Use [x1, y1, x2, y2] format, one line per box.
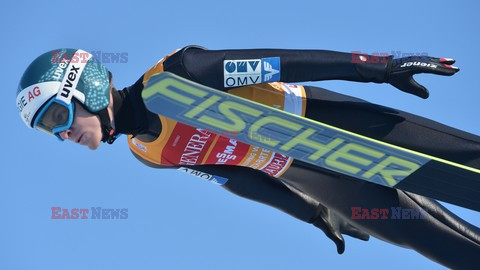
[1, 0, 479, 269]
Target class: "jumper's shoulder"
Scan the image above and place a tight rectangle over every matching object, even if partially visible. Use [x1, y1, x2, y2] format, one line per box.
[163, 45, 207, 79]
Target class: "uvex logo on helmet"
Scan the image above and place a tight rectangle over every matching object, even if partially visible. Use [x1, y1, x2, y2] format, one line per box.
[60, 65, 80, 99]
[56, 52, 90, 106]
[52, 61, 67, 81]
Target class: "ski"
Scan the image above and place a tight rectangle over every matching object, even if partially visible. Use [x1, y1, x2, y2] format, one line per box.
[142, 72, 480, 211]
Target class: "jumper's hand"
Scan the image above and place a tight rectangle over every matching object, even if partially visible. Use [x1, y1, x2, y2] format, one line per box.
[311, 204, 369, 254]
[387, 56, 459, 99]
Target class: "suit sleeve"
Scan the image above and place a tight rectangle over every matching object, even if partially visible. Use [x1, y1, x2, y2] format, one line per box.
[163, 45, 391, 91]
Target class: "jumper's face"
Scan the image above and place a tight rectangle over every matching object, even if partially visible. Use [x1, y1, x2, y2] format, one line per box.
[58, 100, 103, 150]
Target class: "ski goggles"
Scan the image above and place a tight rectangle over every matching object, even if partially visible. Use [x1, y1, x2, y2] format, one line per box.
[33, 97, 75, 141]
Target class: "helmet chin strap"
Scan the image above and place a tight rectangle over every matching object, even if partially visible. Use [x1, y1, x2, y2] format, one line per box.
[98, 108, 117, 144]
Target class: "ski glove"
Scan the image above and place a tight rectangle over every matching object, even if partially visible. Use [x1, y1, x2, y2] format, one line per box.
[386, 56, 459, 99]
[311, 203, 369, 254]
